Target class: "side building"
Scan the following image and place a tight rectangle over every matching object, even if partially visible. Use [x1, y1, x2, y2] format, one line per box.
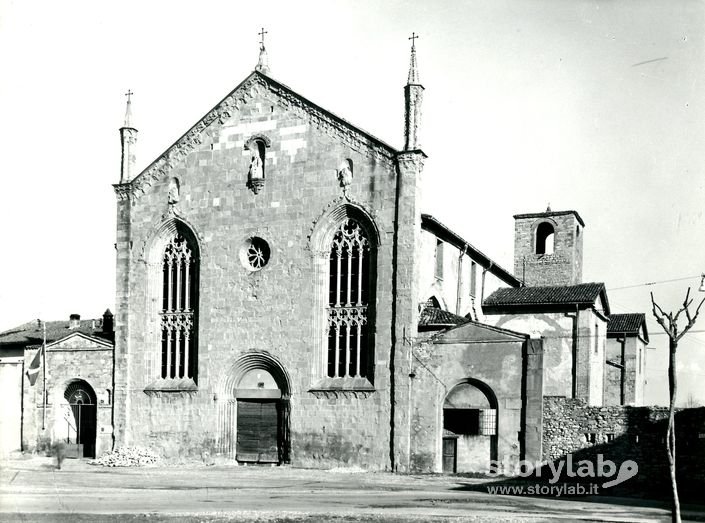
[0, 312, 114, 458]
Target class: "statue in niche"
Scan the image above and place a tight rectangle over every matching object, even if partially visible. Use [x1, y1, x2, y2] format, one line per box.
[168, 178, 180, 206]
[247, 139, 266, 194]
[249, 154, 264, 180]
[337, 159, 353, 196]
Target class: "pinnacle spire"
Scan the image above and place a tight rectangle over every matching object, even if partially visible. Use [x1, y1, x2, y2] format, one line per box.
[123, 89, 134, 128]
[256, 27, 270, 74]
[407, 32, 420, 85]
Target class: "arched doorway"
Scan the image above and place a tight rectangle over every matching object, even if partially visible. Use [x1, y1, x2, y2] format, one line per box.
[217, 353, 291, 464]
[442, 379, 498, 473]
[63, 380, 97, 458]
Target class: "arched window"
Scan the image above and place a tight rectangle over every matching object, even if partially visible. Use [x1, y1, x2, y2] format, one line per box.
[326, 218, 372, 378]
[535, 222, 555, 255]
[160, 230, 199, 380]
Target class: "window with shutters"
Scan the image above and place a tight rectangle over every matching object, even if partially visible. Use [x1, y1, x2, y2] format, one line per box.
[160, 232, 199, 380]
[326, 218, 372, 379]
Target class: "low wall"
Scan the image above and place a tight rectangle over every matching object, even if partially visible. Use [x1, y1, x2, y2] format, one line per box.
[542, 396, 705, 500]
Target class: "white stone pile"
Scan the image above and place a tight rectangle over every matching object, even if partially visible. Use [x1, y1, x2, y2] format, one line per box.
[92, 446, 160, 467]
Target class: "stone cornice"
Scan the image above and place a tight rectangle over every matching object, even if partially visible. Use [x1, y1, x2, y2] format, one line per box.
[114, 71, 398, 201]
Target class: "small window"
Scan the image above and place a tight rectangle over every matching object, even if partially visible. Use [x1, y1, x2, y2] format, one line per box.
[469, 261, 477, 297]
[606, 433, 616, 443]
[535, 222, 555, 255]
[443, 408, 497, 436]
[585, 433, 597, 444]
[435, 240, 444, 280]
[594, 323, 599, 354]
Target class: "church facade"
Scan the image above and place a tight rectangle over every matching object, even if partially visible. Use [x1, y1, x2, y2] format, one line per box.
[110, 41, 540, 471]
[0, 39, 649, 474]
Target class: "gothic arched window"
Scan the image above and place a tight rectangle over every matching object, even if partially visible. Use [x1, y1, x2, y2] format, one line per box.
[160, 231, 199, 380]
[326, 218, 373, 379]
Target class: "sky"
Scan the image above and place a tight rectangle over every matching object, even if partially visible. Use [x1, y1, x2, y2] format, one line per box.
[1, 0, 704, 406]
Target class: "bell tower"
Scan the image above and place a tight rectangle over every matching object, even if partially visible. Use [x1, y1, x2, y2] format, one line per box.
[513, 207, 585, 287]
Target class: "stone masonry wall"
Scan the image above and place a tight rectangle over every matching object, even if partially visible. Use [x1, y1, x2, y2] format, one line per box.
[23, 339, 113, 457]
[542, 396, 705, 500]
[114, 74, 409, 469]
[513, 213, 583, 287]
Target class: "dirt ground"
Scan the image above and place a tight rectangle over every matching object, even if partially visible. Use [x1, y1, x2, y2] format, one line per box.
[2, 456, 704, 522]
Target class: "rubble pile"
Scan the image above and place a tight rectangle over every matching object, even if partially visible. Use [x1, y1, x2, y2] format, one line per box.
[92, 446, 160, 467]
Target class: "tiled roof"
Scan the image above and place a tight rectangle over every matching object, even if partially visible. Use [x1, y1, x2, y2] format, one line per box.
[608, 313, 648, 342]
[0, 318, 114, 351]
[419, 307, 468, 327]
[484, 283, 606, 307]
[607, 313, 645, 333]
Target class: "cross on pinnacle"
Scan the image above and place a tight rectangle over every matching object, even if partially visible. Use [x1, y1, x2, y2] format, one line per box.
[124, 89, 134, 102]
[409, 32, 419, 49]
[258, 27, 268, 47]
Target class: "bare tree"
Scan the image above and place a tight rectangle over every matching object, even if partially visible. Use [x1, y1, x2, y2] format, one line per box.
[650, 288, 705, 523]
[683, 393, 701, 408]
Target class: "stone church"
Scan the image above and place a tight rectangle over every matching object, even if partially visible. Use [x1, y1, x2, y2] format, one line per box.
[0, 38, 648, 474]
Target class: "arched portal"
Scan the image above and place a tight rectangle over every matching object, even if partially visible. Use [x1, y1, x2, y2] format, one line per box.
[217, 352, 291, 464]
[442, 379, 498, 473]
[62, 380, 97, 458]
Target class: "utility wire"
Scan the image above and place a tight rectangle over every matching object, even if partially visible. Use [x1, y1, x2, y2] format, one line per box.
[609, 275, 701, 291]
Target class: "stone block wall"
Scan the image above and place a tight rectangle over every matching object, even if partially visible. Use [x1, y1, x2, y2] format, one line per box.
[542, 396, 705, 500]
[513, 212, 583, 287]
[113, 73, 416, 469]
[22, 338, 113, 457]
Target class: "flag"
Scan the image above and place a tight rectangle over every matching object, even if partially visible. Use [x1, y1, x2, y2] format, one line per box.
[26, 346, 43, 386]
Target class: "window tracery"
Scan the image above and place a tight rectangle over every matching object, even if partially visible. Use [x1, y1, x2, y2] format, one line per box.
[160, 232, 198, 380]
[326, 218, 371, 378]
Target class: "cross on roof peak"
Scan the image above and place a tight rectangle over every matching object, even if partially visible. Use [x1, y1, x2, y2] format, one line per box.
[409, 32, 419, 49]
[124, 89, 134, 102]
[258, 27, 268, 47]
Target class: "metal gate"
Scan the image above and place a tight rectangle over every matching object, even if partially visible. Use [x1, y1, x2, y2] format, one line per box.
[64, 382, 96, 458]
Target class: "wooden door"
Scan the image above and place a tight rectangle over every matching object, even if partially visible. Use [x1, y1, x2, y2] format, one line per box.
[442, 437, 457, 473]
[236, 400, 279, 463]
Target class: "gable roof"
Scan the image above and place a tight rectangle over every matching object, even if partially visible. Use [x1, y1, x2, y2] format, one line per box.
[483, 282, 610, 315]
[0, 319, 114, 353]
[433, 319, 528, 344]
[421, 214, 520, 287]
[608, 313, 649, 343]
[419, 306, 469, 329]
[115, 70, 400, 201]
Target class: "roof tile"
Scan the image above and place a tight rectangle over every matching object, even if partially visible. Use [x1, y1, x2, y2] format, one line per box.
[484, 283, 605, 307]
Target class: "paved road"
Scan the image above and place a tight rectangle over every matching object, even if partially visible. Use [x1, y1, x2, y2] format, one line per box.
[1, 457, 703, 522]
